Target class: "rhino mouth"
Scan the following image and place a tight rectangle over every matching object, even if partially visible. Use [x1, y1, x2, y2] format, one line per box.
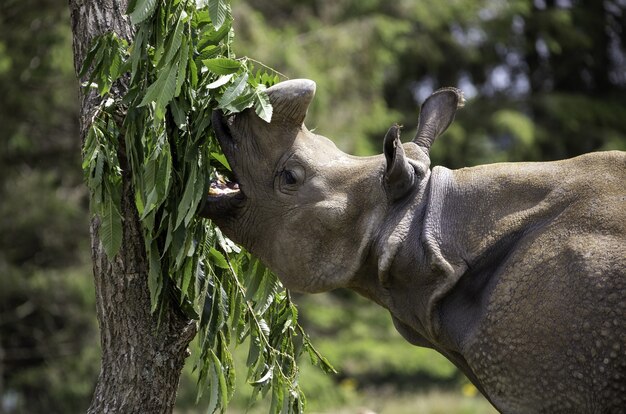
[208, 171, 240, 197]
[199, 111, 245, 219]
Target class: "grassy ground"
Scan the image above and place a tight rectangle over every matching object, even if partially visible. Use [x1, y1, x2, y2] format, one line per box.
[213, 389, 498, 414]
[310, 390, 498, 414]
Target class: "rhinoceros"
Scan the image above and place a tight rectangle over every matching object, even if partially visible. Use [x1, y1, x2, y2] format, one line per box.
[200, 79, 626, 413]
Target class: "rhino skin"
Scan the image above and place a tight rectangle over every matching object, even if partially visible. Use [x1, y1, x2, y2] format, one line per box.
[200, 79, 626, 413]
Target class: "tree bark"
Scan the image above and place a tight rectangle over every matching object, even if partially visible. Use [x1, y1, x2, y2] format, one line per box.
[68, 1, 196, 412]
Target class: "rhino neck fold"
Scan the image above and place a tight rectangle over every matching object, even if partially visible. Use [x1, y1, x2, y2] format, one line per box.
[382, 163, 571, 353]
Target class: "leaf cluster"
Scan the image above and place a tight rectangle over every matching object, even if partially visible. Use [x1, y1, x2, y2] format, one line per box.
[196, 250, 334, 413]
[79, 0, 329, 412]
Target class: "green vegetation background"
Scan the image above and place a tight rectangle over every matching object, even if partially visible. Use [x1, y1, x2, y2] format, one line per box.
[1, 0, 624, 412]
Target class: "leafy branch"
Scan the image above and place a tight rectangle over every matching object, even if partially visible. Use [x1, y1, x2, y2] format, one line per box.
[79, 0, 332, 412]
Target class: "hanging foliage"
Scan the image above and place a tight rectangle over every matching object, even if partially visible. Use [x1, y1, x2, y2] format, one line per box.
[79, 0, 334, 412]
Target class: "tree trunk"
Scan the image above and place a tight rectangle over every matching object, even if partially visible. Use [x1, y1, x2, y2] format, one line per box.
[68, 1, 196, 412]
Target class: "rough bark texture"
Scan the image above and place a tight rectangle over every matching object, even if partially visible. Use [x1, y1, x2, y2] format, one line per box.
[68, 1, 196, 412]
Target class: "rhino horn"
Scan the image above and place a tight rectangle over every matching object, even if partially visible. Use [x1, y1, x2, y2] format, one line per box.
[384, 124, 415, 200]
[413, 87, 465, 151]
[265, 79, 316, 125]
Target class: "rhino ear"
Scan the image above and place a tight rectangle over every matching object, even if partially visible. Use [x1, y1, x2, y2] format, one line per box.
[265, 79, 316, 125]
[413, 87, 464, 152]
[384, 125, 416, 201]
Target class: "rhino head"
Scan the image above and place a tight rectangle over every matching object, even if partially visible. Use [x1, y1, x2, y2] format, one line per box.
[201, 79, 463, 294]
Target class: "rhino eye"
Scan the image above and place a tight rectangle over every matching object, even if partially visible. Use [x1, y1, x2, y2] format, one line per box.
[276, 165, 304, 193]
[283, 170, 297, 185]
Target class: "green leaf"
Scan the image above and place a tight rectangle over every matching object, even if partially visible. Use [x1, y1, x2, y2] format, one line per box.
[246, 336, 262, 367]
[180, 257, 194, 302]
[157, 146, 173, 198]
[79, 36, 103, 78]
[153, 4, 167, 62]
[197, 44, 223, 61]
[251, 366, 273, 385]
[269, 381, 284, 413]
[208, 0, 229, 30]
[129, 29, 144, 83]
[129, 0, 158, 25]
[170, 98, 187, 128]
[100, 194, 123, 259]
[304, 338, 337, 374]
[210, 348, 229, 408]
[202, 58, 241, 75]
[188, 54, 198, 88]
[210, 151, 231, 170]
[253, 85, 273, 123]
[253, 269, 280, 314]
[244, 259, 265, 302]
[217, 72, 248, 108]
[139, 58, 179, 110]
[175, 38, 189, 97]
[109, 49, 123, 83]
[220, 90, 255, 113]
[164, 13, 184, 64]
[206, 358, 220, 414]
[208, 247, 229, 269]
[206, 74, 233, 90]
[148, 241, 163, 312]
[157, 60, 179, 110]
[125, 0, 139, 15]
[183, 171, 205, 227]
[202, 17, 232, 44]
[175, 163, 198, 229]
[140, 158, 159, 218]
[93, 152, 105, 188]
[174, 229, 194, 270]
[257, 318, 270, 337]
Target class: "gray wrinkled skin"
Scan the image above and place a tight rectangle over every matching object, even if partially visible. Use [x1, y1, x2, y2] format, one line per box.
[201, 79, 626, 413]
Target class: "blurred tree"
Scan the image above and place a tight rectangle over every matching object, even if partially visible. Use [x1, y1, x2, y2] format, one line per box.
[382, 0, 626, 165]
[0, 0, 98, 412]
[0, 0, 80, 179]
